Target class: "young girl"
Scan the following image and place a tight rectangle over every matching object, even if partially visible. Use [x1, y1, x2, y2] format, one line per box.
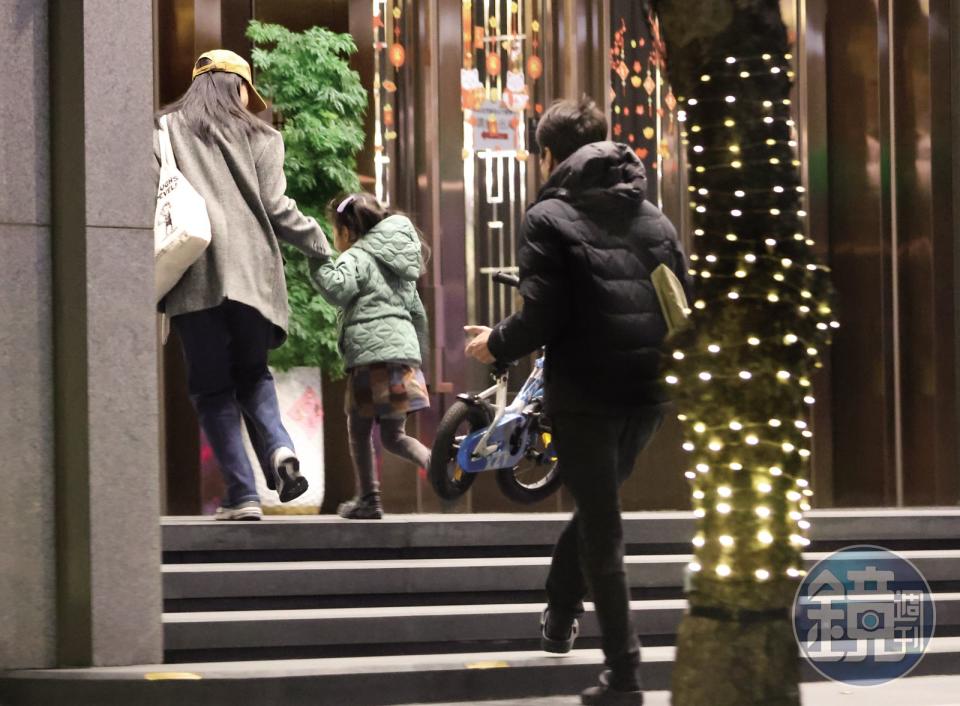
[313, 193, 432, 520]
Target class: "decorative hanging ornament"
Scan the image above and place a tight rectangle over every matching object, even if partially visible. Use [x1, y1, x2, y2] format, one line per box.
[383, 103, 394, 127]
[644, 69, 656, 110]
[644, 70, 656, 97]
[665, 90, 677, 112]
[527, 55, 543, 81]
[502, 70, 529, 112]
[461, 67, 484, 111]
[486, 52, 502, 77]
[389, 43, 406, 68]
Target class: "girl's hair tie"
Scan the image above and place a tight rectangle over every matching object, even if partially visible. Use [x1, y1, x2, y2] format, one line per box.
[336, 194, 357, 214]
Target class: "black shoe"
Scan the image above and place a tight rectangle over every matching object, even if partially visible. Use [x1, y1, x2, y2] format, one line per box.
[541, 607, 580, 654]
[268, 447, 309, 503]
[338, 493, 383, 520]
[581, 670, 643, 706]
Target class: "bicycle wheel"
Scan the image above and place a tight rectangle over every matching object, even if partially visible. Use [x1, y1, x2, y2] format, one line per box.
[496, 428, 562, 504]
[428, 401, 490, 500]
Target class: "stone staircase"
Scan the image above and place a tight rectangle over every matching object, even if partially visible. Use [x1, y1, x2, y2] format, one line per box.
[3, 510, 960, 705]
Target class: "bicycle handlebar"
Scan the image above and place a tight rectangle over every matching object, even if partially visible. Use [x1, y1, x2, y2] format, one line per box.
[492, 272, 520, 288]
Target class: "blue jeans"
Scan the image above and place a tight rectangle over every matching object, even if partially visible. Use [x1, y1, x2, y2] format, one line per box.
[172, 300, 295, 507]
[545, 407, 665, 690]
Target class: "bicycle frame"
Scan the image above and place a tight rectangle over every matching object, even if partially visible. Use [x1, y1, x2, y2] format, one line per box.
[456, 357, 547, 473]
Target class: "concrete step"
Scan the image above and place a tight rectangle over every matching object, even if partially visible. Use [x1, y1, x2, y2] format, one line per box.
[164, 550, 960, 602]
[164, 593, 960, 655]
[162, 599, 686, 653]
[162, 509, 960, 561]
[5, 638, 960, 706]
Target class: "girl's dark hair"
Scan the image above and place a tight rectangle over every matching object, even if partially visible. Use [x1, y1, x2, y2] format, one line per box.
[157, 57, 268, 143]
[328, 192, 432, 266]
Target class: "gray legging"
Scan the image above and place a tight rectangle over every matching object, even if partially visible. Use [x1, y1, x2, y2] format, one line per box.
[347, 412, 432, 497]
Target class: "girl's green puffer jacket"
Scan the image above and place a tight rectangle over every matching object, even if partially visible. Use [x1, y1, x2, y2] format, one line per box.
[312, 215, 429, 371]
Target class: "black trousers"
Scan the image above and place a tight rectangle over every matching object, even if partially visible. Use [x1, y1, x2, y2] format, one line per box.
[545, 407, 665, 689]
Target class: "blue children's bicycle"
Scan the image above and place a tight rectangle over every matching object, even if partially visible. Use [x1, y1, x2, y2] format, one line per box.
[428, 273, 562, 504]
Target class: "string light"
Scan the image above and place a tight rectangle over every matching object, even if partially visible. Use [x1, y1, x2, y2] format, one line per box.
[670, 51, 835, 584]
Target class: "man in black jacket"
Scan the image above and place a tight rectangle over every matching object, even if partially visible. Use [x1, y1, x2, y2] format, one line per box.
[465, 97, 688, 706]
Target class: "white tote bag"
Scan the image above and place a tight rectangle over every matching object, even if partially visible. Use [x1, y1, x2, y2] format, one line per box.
[154, 115, 212, 301]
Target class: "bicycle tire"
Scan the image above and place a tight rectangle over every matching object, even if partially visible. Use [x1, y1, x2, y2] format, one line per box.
[428, 401, 490, 500]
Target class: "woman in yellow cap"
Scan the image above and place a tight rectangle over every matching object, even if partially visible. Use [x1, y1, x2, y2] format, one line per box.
[155, 50, 331, 521]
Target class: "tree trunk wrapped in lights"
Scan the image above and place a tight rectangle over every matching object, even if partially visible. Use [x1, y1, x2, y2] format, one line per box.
[647, 1, 837, 704]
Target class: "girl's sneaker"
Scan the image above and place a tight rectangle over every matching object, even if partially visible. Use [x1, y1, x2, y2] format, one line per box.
[214, 501, 263, 521]
[338, 493, 383, 520]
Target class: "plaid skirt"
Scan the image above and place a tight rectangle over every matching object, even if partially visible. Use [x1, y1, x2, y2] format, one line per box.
[345, 363, 430, 419]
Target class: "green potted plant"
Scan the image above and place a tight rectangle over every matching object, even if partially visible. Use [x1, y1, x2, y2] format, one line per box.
[244, 20, 367, 513]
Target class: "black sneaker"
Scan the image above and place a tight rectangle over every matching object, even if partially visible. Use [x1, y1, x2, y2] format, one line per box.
[338, 493, 383, 520]
[581, 670, 643, 706]
[541, 607, 580, 654]
[269, 447, 309, 503]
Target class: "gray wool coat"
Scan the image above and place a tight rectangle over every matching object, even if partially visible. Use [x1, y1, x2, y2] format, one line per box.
[153, 112, 330, 346]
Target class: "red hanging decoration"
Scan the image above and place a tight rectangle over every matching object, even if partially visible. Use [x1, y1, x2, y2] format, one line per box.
[389, 43, 406, 68]
[486, 52, 501, 77]
[527, 55, 543, 81]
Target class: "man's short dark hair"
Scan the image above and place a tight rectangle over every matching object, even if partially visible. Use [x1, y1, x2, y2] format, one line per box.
[535, 96, 609, 165]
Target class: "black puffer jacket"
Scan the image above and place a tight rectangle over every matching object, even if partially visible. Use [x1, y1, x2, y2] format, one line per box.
[488, 141, 688, 414]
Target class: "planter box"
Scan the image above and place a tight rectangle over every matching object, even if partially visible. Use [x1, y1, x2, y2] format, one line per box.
[242, 366, 326, 514]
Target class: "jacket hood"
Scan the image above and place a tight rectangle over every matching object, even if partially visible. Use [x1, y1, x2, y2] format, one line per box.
[355, 214, 424, 281]
[538, 141, 647, 213]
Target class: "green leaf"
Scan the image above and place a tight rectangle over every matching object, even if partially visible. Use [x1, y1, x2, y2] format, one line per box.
[248, 21, 367, 379]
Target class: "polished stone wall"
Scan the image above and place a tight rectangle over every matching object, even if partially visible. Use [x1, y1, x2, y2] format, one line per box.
[0, 0, 161, 669]
[0, 0, 56, 670]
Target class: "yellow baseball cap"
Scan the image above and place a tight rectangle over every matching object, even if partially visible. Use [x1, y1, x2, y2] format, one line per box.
[192, 49, 268, 113]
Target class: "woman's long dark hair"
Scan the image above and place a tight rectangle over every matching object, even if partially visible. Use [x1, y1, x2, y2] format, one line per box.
[328, 192, 432, 267]
[157, 57, 268, 143]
